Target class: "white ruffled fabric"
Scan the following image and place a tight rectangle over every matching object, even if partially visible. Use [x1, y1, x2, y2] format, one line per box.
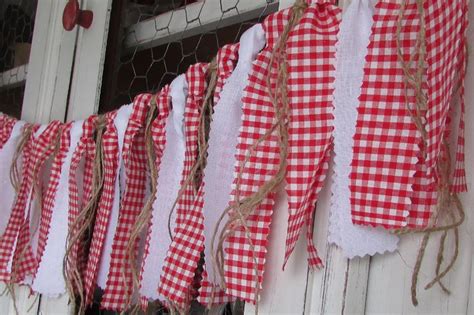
[139, 74, 188, 300]
[32, 120, 84, 296]
[329, 0, 399, 258]
[202, 24, 265, 284]
[97, 104, 134, 288]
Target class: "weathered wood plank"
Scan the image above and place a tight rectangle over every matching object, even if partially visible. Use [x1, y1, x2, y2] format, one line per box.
[245, 189, 310, 314]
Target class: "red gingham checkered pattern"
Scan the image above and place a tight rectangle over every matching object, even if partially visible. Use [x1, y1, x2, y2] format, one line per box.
[450, 11, 468, 194]
[424, 0, 468, 183]
[32, 122, 72, 281]
[82, 111, 119, 306]
[214, 43, 239, 104]
[101, 94, 151, 311]
[7, 121, 62, 282]
[424, 0, 468, 194]
[0, 114, 17, 149]
[350, 1, 421, 229]
[222, 8, 290, 304]
[197, 42, 240, 306]
[0, 122, 36, 281]
[137, 86, 171, 299]
[158, 63, 208, 307]
[283, 2, 340, 269]
[67, 115, 98, 293]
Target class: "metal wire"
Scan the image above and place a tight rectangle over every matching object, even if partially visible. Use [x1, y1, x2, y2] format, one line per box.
[0, 0, 37, 118]
[99, 0, 277, 112]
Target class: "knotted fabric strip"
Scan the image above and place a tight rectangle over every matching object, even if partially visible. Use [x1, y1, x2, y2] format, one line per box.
[222, 8, 291, 304]
[198, 26, 264, 306]
[9, 121, 62, 283]
[82, 111, 119, 306]
[173, 42, 241, 306]
[0, 114, 17, 149]
[97, 104, 134, 289]
[158, 63, 209, 308]
[135, 86, 171, 305]
[66, 115, 99, 300]
[101, 94, 152, 311]
[424, 0, 468, 183]
[0, 119, 26, 279]
[31, 120, 84, 296]
[284, 1, 340, 269]
[350, 1, 422, 229]
[138, 75, 187, 303]
[31, 121, 73, 293]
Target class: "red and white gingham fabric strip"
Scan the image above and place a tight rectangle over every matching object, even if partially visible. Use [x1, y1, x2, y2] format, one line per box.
[424, 0, 468, 182]
[350, 1, 420, 229]
[158, 63, 208, 307]
[214, 43, 239, 104]
[450, 12, 468, 194]
[67, 115, 98, 291]
[199, 42, 241, 306]
[10, 121, 62, 282]
[83, 111, 119, 306]
[33, 122, 72, 281]
[223, 9, 290, 304]
[101, 94, 151, 311]
[0, 121, 31, 281]
[284, 2, 340, 269]
[0, 114, 17, 149]
[139, 78, 185, 304]
[137, 86, 171, 299]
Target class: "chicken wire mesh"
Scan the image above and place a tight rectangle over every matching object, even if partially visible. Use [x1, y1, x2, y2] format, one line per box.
[91, 0, 278, 312]
[99, 0, 278, 113]
[0, 0, 37, 118]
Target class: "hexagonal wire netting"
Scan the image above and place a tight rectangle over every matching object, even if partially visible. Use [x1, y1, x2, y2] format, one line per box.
[0, 0, 37, 118]
[92, 0, 277, 313]
[99, 0, 278, 113]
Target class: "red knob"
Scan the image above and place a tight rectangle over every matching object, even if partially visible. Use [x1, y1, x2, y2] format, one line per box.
[63, 0, 93, 31]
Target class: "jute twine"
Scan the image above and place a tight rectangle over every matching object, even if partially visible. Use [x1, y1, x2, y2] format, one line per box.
[63, 116, 106, 315]
[122, 95, 159, 311]
[5, 124, 34, 315]
[166, 58, 219, 246]
[207, 0, 307, 311]
[396, 0, 466, 306]
[9, 124, 34, 193]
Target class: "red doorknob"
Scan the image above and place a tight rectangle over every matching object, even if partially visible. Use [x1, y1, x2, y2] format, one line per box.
[63, 0, 93, 31]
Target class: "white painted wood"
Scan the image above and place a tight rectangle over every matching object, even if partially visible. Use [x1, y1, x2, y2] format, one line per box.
[123, 0, 278, 52]
[65, 0, 113, 121]
[21, 0, 78, 123]
[0, 284, 10, 313]
[7, 285, 40, 315]
[245, 188, 310, 314]
[0, 65, 28, 90]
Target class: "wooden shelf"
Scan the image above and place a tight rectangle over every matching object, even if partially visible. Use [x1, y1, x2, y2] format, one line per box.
[123, 0, 278, 52]
[0, 64, 28, 90]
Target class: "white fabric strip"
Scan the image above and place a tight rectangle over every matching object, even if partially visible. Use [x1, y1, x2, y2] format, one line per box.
[32, 120, 84, 296]
[97, 104, 134, 288]
[202, 24, 265, 284]
[139, 74, 188, 300]
[329, 0, 398, 258]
